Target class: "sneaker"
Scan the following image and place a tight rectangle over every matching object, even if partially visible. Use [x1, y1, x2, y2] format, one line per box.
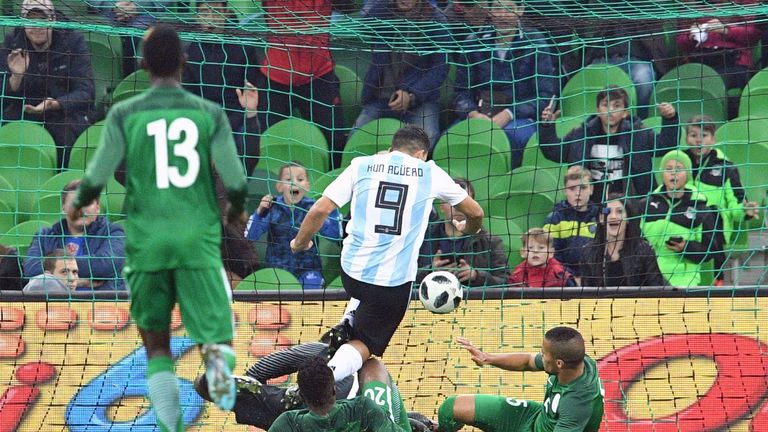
[234, 375, 263, 396]
[202, 344, 236, 411]
[408, 412, 437, 432]
[320, 319, 353, 358]
[280, 384, 303, 410]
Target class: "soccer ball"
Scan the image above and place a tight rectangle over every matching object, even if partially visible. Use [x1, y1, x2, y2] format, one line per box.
[419, 271, 463, 314]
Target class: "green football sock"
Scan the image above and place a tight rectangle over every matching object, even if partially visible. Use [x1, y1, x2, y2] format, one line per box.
[437, 396, 464, 432]
[147, 356, 182, 432]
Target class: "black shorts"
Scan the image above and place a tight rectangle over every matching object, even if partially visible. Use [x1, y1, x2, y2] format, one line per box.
[341, 270, 412, 356]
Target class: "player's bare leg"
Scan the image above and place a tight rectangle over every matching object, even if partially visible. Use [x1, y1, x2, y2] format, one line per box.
[139, 328, 183, 432]
[437, 395, 476, 432]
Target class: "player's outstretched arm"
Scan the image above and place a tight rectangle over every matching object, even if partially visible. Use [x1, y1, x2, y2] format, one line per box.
[457, 337, 540, 372]
[291, 196, 339, 253]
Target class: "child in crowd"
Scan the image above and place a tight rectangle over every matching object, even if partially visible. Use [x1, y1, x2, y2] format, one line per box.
[540, 86, 679, 202]
[543, 165, 599, 276]
[245, 162, 342, 289]
[508, 228, 575, 288]
[684, 115, 760, 284]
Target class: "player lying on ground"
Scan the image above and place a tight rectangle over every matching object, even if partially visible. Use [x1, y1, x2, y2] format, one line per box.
[195, 342, 434, 431]
[437, 327, 604, 432]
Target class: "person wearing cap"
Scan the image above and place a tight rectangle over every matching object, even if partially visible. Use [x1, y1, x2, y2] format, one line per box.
[0, 0, 95, 169]
[640, 150, 724, 288]
[22, 249, 78, 295]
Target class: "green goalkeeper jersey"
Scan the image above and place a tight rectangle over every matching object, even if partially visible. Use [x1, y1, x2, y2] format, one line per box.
[268, 396, 407, 432]
[77, 86, 247, 272]
[533, 354, 604, 432]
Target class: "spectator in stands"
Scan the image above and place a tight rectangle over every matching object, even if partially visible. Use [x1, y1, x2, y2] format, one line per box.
[23, 249, 78, 294]
[543, 166, 599, 277]
[353, 0, 449, 145]
[256, 0, 354, 169]
[418, 177, 508, 287]
[24, 179, 125, 291]
[585, 22, 668, 118]
[684, 115, 759, 285]
[540, 86, 679, 202]
[245, 162, 342, 289]
[0, 0, 95, 169]
[443, 0, 489, 29]
[640, 150, 724, 288]
[453, 0, 557, 169]
[508, 227, 575, 287]
[184, 1, 259, 132]
[92, 0, 163, 76]
[676, 0, 760, 117]
[0, 244, 24, 290]
[580, 193, 666, 287]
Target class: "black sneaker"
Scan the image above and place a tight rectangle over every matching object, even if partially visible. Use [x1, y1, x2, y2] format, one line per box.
[408, 412, 437, 432]
[320, 319, 353, 358]
[234, 375, 263, 396]
[280, 384, 303, 410]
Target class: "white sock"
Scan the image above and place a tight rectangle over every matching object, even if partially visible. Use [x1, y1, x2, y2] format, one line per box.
[328, 343, 364, 382]
[341, 298, 360, 326]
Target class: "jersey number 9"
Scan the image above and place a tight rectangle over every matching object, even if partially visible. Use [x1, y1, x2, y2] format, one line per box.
[147, 117, 200, 189]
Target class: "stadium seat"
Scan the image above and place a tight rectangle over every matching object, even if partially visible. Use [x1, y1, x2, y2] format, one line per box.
[86, 37, 123, 116]
[342, 118, 403, 168]
[102, 178, 126, 221]
[497, 166, 562, 202]
[32, 194, 64, 225]
[654, 63, 727, 124]
[0, 121, 57, 168]
[38, 170, 85, 201]
[436, 119, 512, 162]
[561, 64, 636, 118]
[317, 236, 342, 284]
[432, 140, 511, 207]
[310, 168, 344, 199]
[0, 145, 56, 221]
[0, 220, 51, 257]
[738, 67, 768, 118]
[484, 216, 524, 269]
[487, 191, 555, 232]
[335, 64, 362, 129]
[0, 173, 17, 214]
[0, 201, 15, 234]
[327, 275, 344, 289]
[111, 69, 150, 104]
[258, 118, 330, 182]
[235, 268, 303, 291]
[228, 0, 263, 21]
[69, 122, 105, 171]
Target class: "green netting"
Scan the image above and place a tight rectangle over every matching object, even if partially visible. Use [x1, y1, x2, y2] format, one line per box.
[0, 1, 768, 431]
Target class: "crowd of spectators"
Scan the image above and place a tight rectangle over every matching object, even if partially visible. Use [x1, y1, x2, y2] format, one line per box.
[0, 0, 765, 292]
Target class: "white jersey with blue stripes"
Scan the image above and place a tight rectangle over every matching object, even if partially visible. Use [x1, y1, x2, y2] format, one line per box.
[324, 151, 468, 286]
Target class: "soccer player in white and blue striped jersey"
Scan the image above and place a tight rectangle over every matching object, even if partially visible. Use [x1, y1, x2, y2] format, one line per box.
[291, 125, 484, 382]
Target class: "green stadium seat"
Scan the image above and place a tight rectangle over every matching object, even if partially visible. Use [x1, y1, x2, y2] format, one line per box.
[86, 38, 123, 116]
[0, 220, 51, 257]
[495, 166, 562, 202]
[484, 216, 524, 269]
[335, 64, 362, 129]
[317, 236, 342, 285]
[228, 0, 263, 21]
[0, 121, 57, 168]
[258, 118, 330, 182]
[310, 168, 345, 199]
[235, 267, 303, 291]
[738, 67, 768, 118]
[436, 119, 512, 163]
[38, 170, 85, 200]
[32, 194, 64, 225]
[102, 178, 127, 221]
[487, 191, 555, 232]
[342, 118, 403, 168]
[432, 139, 511, 207]
[69, 122, 105, 171]
[0, 173, 18, 214]
[111, 69, 150, 104]
[653, 63, 727, 124]
[0, 145, 56, 221]
[0, 201, 15, 234]
[327, 275, 344, 289]
[561, 64, 637, 118]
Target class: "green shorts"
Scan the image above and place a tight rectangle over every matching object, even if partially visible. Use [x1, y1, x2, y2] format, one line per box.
[125, 266, 234, 344]
[473, 395, 542, 432]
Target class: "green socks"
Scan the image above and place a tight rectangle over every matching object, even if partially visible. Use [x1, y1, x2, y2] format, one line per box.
[437, 396, 464, 432]
[147, 356, 183, 432]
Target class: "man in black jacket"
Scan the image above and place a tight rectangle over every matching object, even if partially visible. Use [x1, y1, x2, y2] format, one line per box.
[539, 86, 679, 202]
[0, 0, 95, 169]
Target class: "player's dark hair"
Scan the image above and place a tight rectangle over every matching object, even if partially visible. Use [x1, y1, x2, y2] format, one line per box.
[43, 249, 70, 273]
[142, 24, 184, 78]
[61, 179, 81, 205]
[297, 356, 334, 409]
[391, 125, 430, 154]
[596, 85, 629, 109]
[544, 326, 585, 369]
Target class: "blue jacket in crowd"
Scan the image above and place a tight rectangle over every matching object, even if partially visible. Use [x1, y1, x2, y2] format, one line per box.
[453, 25, 557, 121]
[23, 217, 125, 291]
[245, 196, 342, 279]
[360, 1, 449, 107]
[543, 200, 600, 276]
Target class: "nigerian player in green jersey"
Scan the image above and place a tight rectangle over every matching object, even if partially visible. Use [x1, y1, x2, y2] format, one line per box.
[269, 356, 412, 432]
[438, 327, 604, 432]
[67, 24, 248, 431]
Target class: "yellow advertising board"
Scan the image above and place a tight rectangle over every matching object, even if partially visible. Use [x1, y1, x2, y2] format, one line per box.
[1, 297, 767, 431]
